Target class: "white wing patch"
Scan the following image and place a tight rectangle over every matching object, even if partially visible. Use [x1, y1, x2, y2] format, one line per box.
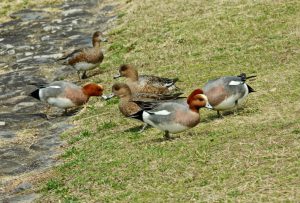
[152, 110, 171, 115]
[229, 81, 243, 86]
[164, 82, 173, 87]
[48, 86, 62, 89]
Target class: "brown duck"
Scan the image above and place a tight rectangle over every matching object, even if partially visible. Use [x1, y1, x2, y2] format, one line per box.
[114, 64, 180, 94]
[58, 31, 107, 79]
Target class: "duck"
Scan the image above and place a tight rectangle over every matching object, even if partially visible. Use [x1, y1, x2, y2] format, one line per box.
[106, 83, 183, 132]
[129, 89, 212, 139]
[113, 64, 179, 94]
[202, 73, 256, 117]
[57, 31, 107, 80]
[30, 81, 104, 115]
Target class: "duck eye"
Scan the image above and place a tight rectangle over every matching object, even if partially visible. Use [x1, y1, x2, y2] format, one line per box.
[120, 66, 127, 71]
[113, 86, 120, 91]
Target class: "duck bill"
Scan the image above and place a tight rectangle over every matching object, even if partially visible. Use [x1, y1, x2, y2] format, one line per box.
[113, 73, 121, 79]
[101, 37, 108, 42]
[102, 93, 115, 100]
[205, 102, 213, 109]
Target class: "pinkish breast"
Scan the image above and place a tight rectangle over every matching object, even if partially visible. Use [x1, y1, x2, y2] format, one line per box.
[64, 87, 89, 106]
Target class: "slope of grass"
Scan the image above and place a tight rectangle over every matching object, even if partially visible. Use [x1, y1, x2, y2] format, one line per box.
[39, 0, 300, 202]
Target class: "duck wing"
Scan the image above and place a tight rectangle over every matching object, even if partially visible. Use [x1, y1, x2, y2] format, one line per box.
[57, 48, 84, 61]
[132, 92, 184, 101]
[140, 75, 179, 88]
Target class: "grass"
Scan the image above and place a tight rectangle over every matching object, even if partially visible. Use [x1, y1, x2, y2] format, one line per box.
[27, 0, 300, 201]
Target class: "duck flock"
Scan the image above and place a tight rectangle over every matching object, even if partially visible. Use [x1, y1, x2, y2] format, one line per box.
[30, 31, 256, 140]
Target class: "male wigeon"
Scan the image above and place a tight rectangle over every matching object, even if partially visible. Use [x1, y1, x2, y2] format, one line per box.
[129, 89, 212, 139]
[203, 73, 256, 117]
[108, 83, 183, 132]
[58, 31, 107, 79]
[113, 64, 179, 94]
[30, 81, 103, 115]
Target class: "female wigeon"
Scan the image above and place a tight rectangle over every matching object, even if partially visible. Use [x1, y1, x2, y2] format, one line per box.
[203, 73, 256, 117]
[30, 81, 103, 115]
[108, 83, 183, 132]
[129, 89, 212, 139]
[113, 64, 179, 94]
[58, 31, 107, 79]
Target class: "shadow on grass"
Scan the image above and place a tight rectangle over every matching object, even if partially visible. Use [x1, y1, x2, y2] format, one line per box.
[141, 134, 181, 144]
[201, 113, 222, 123]
[45, 108, 81, 120]
[201, 107, 249, 123]
[85, 69, 105, 79]
[65, 108, 81, 116]
[124, 124, 152, 133]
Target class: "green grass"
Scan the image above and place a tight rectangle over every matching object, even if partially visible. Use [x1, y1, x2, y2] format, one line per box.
[37, 0, 300, 202]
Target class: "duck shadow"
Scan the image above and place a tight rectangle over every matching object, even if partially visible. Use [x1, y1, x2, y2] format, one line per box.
[124, 125, 143, 133]
[141, 135, 181, 144]
[124, 124, 151, 133]
[45, 108, 81, 120]
[64, 108, 81, 116]
[201, 107, 247, 123]
[29, 113, 49, 119]
[201, 113, 221, 123]
[86, 69, 105, 79]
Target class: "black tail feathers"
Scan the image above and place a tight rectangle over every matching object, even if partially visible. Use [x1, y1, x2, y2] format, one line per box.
[30, 89, 40, 100]
[237, 73, 256, 93]
[172, 77, 180, 83]
[128, 110, 144, 122]
[247, 84, 255, 93]
[238, 73, 256, 82]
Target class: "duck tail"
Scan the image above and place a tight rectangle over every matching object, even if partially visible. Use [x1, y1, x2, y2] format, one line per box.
[246, 75, 256, 80]
[128, 110, 144, 122]
[247, 84, 255, 93]
[172, 77, 180, 83]
[56, 56, 64, 61]
[238, 73, 256, 82]
[56, 57, 68, 65]
[28, 82, 48, 88]
[30, 89, 41, 100]
[159, 92, 183, 100]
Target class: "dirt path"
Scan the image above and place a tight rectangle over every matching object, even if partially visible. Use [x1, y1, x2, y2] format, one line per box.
[0, 0, 117, 201]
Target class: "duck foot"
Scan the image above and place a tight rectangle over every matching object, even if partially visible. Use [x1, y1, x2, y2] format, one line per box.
[164, 131, 172, 140]
[77, 71, 82, 80]
[81, 71, 88, 79]
[61, 108, 70, 116]
[233, 110, 239, 116]
[217, 111, 224, 118]
[138, 123, 149, 133]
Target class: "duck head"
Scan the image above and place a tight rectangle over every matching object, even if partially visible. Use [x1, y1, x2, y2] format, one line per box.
[92, 31, 107, 47]
[187, 89, 212, 112]
[82, 83, 104, 97]
[114, 64, 138, 81]
[102, 83, 132, 100]
[112, 83, 132, 99]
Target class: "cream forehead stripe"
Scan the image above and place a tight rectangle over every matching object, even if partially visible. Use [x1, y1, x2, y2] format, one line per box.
[198, 94, 208, 101]
[47, 86, 62, 89]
